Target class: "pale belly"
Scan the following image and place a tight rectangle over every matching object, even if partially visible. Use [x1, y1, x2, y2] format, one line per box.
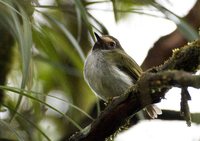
[84, 52, 133, 101]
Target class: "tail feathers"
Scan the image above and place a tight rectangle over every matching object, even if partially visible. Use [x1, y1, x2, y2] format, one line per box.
[145, 104, 162, 119]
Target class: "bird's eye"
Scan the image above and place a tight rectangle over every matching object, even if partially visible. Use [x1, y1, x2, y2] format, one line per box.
[109, 41, 116, 48]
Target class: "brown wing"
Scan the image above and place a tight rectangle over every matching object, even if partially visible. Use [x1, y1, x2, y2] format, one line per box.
[105, 49, 142, 82]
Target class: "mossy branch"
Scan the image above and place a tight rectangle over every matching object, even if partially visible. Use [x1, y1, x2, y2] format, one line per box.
[69, 40, 200, 141]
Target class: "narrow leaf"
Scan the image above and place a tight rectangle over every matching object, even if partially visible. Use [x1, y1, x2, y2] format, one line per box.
[0, 119, 25, 141]
[2, 104, 51, 141]
[0, 86, 83, 130]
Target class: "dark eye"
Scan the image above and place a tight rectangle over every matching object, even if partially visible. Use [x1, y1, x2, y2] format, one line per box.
[109, 41, 116, 48]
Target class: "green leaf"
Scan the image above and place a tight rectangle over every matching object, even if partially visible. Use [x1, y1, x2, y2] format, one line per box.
[0, 85, 83, 131]
[75, 6, 82, 42]
[33, 25, 83, 69]
[88, 12, 109, 34]
[43, 14, 86, 62]
[0, 0, 32, 121]
[111, 0, 155, 22]
[1, 85, 94, 120]
[74, 0, 95, 41]
[2, 104, 51, 141]
[0, 119, 25, 141]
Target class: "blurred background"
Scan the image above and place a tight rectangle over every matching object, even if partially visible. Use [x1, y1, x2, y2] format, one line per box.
[0, 0, 200, 141]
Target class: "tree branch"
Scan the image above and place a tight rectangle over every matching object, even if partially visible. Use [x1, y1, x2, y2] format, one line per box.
[141, 0, 200, 70]
[69, 40, 200, 141]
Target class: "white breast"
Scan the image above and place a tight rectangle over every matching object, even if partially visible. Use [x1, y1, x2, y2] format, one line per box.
[112, 66, 133, 86]
[84, 50, 133, 101]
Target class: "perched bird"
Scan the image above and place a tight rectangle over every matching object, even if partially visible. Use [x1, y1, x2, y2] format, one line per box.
[84, 32, 161, 118]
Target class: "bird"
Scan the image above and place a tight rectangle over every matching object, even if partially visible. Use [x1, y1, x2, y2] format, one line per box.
[84, 32, 162, 118]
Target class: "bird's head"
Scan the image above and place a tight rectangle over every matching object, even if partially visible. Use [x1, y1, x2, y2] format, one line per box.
[93, 32, 123, 51]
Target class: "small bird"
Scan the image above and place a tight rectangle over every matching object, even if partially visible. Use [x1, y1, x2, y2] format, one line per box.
[84, 32, 161, 118]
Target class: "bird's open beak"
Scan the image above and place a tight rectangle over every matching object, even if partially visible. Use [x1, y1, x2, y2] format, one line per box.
[94, 32, 101, 42]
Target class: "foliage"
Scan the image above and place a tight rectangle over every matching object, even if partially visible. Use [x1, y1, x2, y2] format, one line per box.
[0, 0, 198, 141]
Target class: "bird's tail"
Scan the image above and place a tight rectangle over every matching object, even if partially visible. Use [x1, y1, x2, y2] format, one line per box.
[145, 104, 162, 119]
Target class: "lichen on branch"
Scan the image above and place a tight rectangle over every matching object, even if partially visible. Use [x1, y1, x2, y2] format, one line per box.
[69, 40, 200, 141]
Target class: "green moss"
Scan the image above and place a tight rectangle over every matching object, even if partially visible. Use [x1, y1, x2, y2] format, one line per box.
[160, 40, 200, 72]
